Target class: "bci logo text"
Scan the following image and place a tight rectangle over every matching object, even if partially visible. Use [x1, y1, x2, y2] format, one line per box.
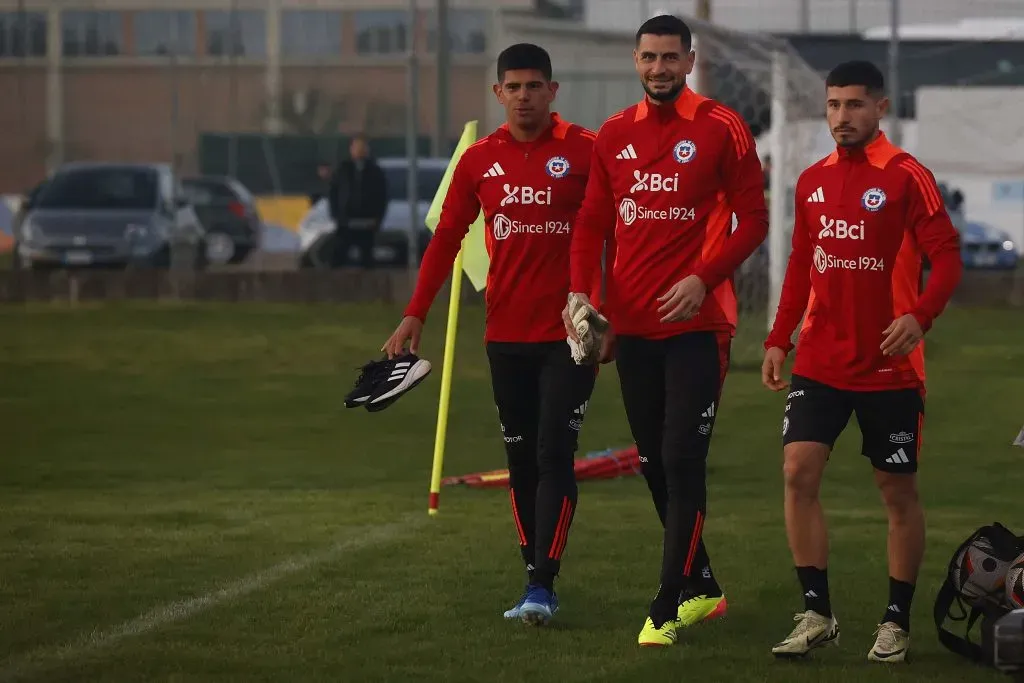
[501, 184, 551, 206]
[630, 170, 679, 193]
[818, 215, 864, 240]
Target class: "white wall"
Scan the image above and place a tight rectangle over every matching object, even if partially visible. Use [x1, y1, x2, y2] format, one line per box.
[915, 87, 1024, 176]
[584, 0, 1024, 35]
[914, 87, 1024, 247]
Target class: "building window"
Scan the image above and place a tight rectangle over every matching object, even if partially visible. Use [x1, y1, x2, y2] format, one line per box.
[354, 10, 409, 55]
[427, 10, 487, 54]
[134, 11, 196, 56]
[281, 10, 341, 58]
[62, 11, 122, 57]
[204, 10, 265, 57]
[0, 11, 47, 58]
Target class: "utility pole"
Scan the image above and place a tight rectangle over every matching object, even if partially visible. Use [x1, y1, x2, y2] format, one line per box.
[695, 0, 711, 96]
[405, 0, 420, 274]
[434, 0, 449, 157]
[888, 0, 901, 145]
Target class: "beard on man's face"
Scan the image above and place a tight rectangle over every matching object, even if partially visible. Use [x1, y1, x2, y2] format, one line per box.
[642, 78, 685, 102]
[832, 124, 876, 148]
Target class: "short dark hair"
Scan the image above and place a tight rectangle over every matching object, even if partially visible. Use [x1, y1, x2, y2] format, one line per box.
[825, 60, 885, 96]
[496, 43, 552, 82]
[635, 14, 692, 50]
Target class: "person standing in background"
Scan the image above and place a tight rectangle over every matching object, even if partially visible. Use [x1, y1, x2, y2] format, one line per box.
[329, 134, 388, 268]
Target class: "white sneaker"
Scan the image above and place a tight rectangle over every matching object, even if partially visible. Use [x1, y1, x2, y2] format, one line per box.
[868, 621, 909, 662]
[771, 610, 840, 658]
[365, 353, 432, 412]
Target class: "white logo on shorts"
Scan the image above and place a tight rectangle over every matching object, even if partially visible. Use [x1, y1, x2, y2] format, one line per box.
[884, 448, 911, 464]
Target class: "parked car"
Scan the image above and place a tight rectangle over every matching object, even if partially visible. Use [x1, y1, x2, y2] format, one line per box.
[298, 156, 446, 268]
[959, 220, 1019, 270]
[180, 175, 262, 265]
[13, 162, 207, 270]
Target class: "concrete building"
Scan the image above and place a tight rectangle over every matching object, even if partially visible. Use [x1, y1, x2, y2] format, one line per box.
[0, 0, 640, 193]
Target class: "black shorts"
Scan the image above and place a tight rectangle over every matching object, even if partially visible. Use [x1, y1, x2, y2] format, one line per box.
[782, 374, 925, 473]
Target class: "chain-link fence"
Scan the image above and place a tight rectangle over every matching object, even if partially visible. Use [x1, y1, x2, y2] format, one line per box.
[688, 17, 825, 367]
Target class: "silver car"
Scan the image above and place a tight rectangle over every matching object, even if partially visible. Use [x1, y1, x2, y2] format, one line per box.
[14, 162, 207, 270]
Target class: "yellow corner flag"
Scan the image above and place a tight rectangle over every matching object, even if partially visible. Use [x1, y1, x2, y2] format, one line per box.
[426, 120, 490, 516]
[424, 122, 489, 291]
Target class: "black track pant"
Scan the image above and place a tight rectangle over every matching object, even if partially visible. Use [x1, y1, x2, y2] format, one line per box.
[487, 341, 598, 590]
[615, 331, 731, 619]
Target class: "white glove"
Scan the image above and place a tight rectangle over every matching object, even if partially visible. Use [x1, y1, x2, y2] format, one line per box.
[565, 293, 610, 365]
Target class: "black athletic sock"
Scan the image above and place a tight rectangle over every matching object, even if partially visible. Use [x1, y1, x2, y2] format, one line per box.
[796, 566, 832, 617]
[883, 577, 915, 631]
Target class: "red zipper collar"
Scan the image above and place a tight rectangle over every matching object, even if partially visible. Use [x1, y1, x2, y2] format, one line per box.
[496, 112, 570, 146]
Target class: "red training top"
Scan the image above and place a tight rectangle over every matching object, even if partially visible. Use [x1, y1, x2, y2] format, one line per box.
[765, 132, 963, 390]
[405, 113, 601, 343]
[570, 87, 769, 339]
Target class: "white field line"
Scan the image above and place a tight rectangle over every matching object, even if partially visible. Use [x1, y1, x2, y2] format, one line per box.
[0, 516, 422, 682]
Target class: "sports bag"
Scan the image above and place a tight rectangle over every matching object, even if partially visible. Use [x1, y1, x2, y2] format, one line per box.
[934, 522, 1024, 665]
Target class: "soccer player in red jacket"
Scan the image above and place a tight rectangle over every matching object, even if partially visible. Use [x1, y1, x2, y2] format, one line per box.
[382, 43, 609, 626]
[567, 14, 769, 646]
[762, 61, 963, 662]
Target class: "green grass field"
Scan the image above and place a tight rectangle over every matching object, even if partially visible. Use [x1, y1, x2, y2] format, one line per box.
[2, 302, 1022, 683]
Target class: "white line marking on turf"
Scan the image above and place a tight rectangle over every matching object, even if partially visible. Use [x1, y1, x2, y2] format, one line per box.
[0, 516, 422, 682]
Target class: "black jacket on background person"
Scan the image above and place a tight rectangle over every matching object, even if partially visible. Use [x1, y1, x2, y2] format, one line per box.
[328, 157, 388, 229]
[325, 157, 388, 268]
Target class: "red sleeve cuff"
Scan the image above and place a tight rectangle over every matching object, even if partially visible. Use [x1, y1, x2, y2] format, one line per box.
[764, 335, 794, 354]
[909, 310, 933, 333]
[403, 303, 429, 323]
[693, 268, 721, 292]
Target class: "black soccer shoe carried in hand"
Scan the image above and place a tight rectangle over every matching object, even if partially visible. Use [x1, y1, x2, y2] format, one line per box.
[344, 358, 393, 408]
[365, 353, 432, 412]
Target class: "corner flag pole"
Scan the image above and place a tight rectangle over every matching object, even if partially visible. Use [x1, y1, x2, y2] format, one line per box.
[424, 119, 488, 516]
[428, 250, 464, 515]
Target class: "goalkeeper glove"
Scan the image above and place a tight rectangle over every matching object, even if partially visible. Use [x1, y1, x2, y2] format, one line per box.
[565, 293, 610, 365]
